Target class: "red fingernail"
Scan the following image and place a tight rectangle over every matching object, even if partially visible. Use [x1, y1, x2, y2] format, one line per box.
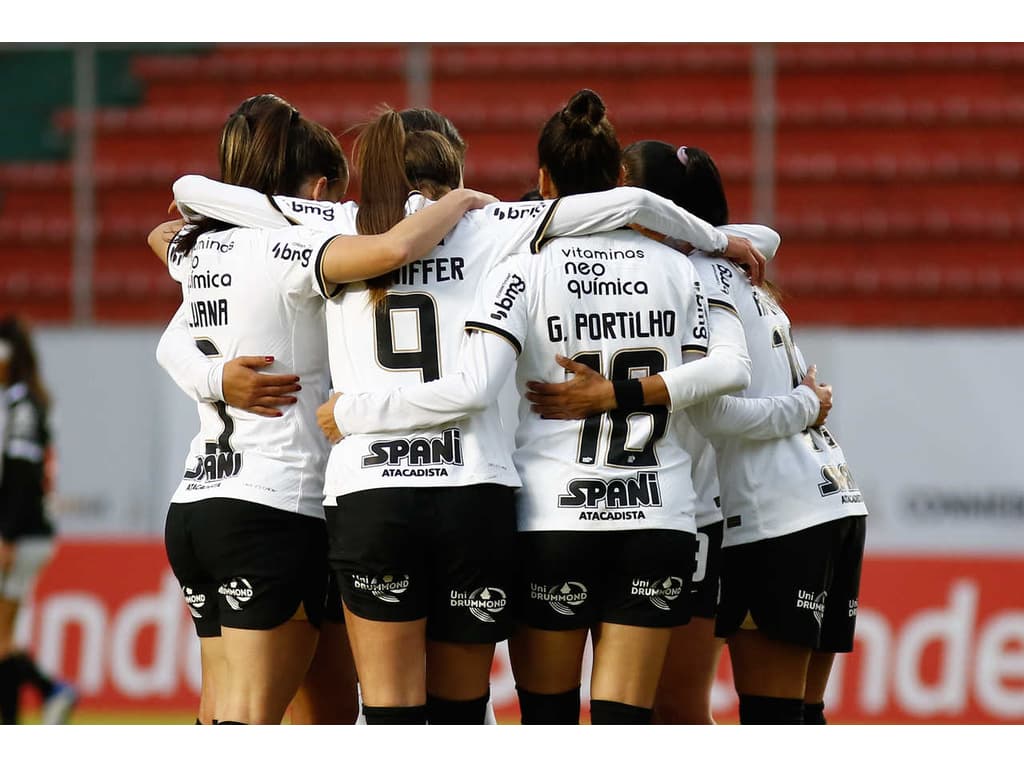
[265, 356, 274, 362]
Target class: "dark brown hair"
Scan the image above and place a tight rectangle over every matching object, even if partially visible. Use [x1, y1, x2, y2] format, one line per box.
[353, 106, 464, 304]
[399, 107, 467, 168]
[623, 139, 782, 303]
[623, 141, 728, 227]
[0, 315, 50, 410]
[177, 94, 347, 256]
[537, 89, 621, 197]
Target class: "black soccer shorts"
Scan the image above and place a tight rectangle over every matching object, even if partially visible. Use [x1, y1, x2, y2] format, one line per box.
[517, 528, 697, 631]
[715, 515, 867, 652]
[165, 497, 329, 635]
[327, 483, 518, 644]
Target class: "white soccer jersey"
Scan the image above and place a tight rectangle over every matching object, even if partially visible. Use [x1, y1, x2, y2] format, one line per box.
[686, 260, 869, 546]
[165, 225, 340, 519]
[464, 229, 713, 534]
[321, 195, 539, 498]
[168, 176, 750, 502]
[679, 249, 820, 528]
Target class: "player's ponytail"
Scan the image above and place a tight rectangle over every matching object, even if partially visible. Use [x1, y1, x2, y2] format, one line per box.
[178, 94, 345, 257]
[355, 108, 411, 237]
[537, 89, 621, 197]
[219, 93, 295, 194]
[355, 108, 465, 305]
[623, 141, 729, 227]
[623, 140, 783, 304]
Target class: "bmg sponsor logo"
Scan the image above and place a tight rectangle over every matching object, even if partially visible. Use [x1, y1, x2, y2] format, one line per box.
[289, 200, 335, 221]
[489, 274, 526, 320]
[271, 241, 313, 268]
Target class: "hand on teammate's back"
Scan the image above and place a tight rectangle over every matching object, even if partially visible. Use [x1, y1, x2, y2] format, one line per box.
[317, 393, 344, 443]
[723, 235, 766, 287]
[458, 188, 500, 209]
[801, 364, 833, 427]
[222, 356, 301, 417]
[525, 354, 617, 420]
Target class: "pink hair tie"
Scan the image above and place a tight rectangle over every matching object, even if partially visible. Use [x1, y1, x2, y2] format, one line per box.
[676, 146, 688, 166]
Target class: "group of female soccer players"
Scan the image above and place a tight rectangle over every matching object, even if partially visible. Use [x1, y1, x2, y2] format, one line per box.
[147, 86, 867, 726]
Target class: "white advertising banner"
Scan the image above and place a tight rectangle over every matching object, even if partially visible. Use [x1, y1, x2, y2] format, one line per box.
[30, 327, 1024, 553]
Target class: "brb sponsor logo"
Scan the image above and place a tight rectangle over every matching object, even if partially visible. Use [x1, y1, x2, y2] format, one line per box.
[181, 587, 206, 619]
[353, 574, 411, 604]
[491, 203, 544, 221]
[796, 589, 828, 628]
[558, 471, 662, 521]
[218, 578, 254, 611]
[632, 576, 685, 611]
[489, 274, 526, 320]
[362, 427, 463, 477]
[450, 587, 508, 623]
[531, 581, 588, 617]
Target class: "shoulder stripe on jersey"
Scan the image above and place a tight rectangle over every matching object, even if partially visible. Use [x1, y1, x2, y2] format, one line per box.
[315, 235, 345, 299]
[529, 198, 563, 254]
[681, 343, 709, 356]
[267, 194, 301, 225]
[465, 322, 522, 356]
[707, 297, 740, 318]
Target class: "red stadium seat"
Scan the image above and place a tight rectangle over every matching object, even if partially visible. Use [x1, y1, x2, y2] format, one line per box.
[2, 42, 1023, 326]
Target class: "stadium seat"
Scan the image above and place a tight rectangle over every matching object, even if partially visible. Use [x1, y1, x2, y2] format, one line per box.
[2, 42, 1023, 326]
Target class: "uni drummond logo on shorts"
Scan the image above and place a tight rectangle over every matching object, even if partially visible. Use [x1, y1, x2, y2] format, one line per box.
[796, 589, 828, 628]
[450, 587, 508, 623]
[182, 586, 206, 618]
[530, 581, 588, 616]
[218, 578, 254, 611]
[352, 573, 411, 603]
[632, 576, 685, 611]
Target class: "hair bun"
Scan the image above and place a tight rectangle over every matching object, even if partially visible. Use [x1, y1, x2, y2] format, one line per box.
[562, 89, 606, 136]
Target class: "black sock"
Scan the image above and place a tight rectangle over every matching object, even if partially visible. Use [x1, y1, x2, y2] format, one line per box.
[362, 704, 427, 725]
[8, 652, 56, 699]
[426, 692, 489, 724]
[738, 694, 804, 724]
[216, 720, 246, 724]
[803, 700, 827, 724]
[194, 717, 202, 725]
[516, 686, 580, 725]
[0, 657, 19, 724]
[589, 699, 653, 724]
